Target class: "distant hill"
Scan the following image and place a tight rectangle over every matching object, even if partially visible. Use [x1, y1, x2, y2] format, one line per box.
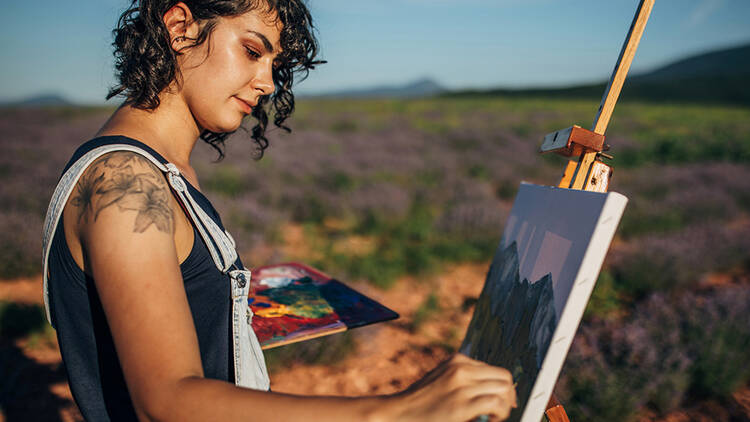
[313, 77, 446, 98]
[0, 93, 72, 108]
[631, 44, 750, 82]
[447, 43, 750, 105]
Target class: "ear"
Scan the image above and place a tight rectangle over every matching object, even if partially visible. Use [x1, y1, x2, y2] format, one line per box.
[163, 2, 200, 51]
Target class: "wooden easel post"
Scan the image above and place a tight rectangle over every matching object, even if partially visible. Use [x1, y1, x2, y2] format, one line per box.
[545, 394, 571, 422]
[545, 0, 656, 193]
[539, 1, 655, 420]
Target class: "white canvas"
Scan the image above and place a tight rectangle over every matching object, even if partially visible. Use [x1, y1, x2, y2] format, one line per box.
[460, 182, 628, 422]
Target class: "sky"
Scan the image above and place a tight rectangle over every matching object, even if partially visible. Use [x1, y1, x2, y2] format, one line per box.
[0, 0, 748, 104]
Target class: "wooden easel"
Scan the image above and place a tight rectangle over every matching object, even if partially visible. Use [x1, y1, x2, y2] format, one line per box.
[539, 1, 655, 420]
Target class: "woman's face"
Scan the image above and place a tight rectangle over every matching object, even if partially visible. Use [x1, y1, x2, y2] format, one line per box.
[177, 10, 282, 134]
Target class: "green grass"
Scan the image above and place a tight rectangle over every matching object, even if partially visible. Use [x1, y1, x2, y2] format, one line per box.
[263, 332, 357, 374]
[307, 201, 498, 289]
[688, 323, 750, 399]
[610, 102, 750, 167]
[467, 164, 490, 181]
[564, 366, 643, 422]
[329, 120, 359, 133]
[26, 324, 57, 349]
[583, 271, 625, 320]
[0, 248, 39, 280]
[204, 166, 247, 197]
[409, 292, 441, 333]
[295, 97, 750, 161]
[618, 207, 687, 239]
[0, 302, 48, 341]
[316, 171, 358, 193]
[494, 180, 518, 200]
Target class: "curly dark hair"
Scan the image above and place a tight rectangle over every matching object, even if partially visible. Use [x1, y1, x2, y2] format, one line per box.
[106, 0, 323, 159]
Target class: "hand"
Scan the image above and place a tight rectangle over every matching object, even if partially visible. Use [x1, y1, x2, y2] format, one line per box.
[388, 354, 517, 422]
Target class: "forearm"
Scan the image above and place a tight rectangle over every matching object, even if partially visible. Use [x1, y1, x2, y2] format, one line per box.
[145, 376, 401, 422]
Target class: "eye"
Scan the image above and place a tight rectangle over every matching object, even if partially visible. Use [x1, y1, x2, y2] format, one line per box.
[244, 46, 261, 59]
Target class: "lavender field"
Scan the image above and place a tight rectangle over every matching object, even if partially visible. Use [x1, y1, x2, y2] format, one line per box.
[1, 96, 749, 420]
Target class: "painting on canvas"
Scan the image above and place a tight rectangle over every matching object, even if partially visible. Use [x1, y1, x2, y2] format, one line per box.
[249, 263, 399, 349]
[460, 182, 627, 422]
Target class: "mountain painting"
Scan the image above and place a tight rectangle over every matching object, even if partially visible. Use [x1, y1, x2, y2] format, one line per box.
[461, 183, 627, 422]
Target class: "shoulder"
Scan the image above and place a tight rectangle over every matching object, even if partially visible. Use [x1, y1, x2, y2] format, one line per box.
[69, 150, 174, 236]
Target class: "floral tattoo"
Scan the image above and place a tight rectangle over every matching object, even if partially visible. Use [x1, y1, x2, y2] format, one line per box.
[71, 152, 174, 233]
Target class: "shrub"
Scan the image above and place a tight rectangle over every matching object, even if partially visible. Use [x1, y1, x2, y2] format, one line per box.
[329, 120, 358, 133]
[0, 302, 47, 341]
[409, 292, 441, 333]
[316, 171, 357, 193]
[263, 331, 358, 374]
[681, 287, 750, 399]
[0, 212, 42, 279]
[467, 164, 490, 181]
[610, 222, 750, 298]
[203, 166, 248, 197]
[583, 270, 624, 320]
[495, 180, 518, 200]
[560, 286, 750, 419]
[312, 195, 503, 288]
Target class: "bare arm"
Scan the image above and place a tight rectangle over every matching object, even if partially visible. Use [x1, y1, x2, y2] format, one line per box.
[71, 151, 515, 422]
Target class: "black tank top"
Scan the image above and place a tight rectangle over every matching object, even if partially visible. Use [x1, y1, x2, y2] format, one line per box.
[47, 136, 237, 421]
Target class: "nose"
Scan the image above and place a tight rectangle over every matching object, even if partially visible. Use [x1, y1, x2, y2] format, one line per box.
[251, 60, 275, 96]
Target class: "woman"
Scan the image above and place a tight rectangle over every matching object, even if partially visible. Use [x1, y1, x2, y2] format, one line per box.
[43, 1, 517, 420]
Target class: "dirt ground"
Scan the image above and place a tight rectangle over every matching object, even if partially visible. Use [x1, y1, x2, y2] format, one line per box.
[1, 265, 749, 421]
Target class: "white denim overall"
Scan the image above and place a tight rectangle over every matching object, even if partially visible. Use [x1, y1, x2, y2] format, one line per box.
[41, 144, 270, 391]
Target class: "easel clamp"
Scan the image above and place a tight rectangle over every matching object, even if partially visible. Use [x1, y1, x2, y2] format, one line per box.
[540, 125, 606, 157]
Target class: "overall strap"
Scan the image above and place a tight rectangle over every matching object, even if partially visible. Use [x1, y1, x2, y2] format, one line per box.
[42, 144, 238, 325]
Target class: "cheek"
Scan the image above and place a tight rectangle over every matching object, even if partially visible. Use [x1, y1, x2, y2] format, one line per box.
[181, 59, 249, 133]
[186, 90, 241, 133]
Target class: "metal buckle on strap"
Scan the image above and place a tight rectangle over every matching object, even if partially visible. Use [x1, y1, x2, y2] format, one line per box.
[228, 268, 252, 294]
[164, 162, 181, 177]
[236, 271, 248, 288]
[164, 163, 187, 192]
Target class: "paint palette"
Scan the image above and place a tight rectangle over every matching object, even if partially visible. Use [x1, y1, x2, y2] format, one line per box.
[249, 263, 399, 349]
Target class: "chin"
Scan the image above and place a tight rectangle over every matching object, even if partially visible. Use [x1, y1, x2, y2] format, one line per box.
[201, 113, 244, 134]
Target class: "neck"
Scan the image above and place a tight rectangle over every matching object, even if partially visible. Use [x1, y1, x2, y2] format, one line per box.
[96, 90, 202, 168]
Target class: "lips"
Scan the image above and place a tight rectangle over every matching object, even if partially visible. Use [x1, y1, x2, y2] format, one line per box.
[234, 96, 256, 114]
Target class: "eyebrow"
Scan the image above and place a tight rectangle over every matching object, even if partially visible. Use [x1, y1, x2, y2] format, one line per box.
[247, 30, 274, 54]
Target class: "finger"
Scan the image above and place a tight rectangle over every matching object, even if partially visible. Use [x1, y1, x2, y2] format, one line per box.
[412, 356, 499, 391]
[467, 394, 514, 421]
[452, 353, 491, 367]
[453, 355, 513, 376]
[451, 353, 501, 369]
[407, 357, 455, 391]
[459, 379, 515, 402]
[454, 362, 514, 384]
